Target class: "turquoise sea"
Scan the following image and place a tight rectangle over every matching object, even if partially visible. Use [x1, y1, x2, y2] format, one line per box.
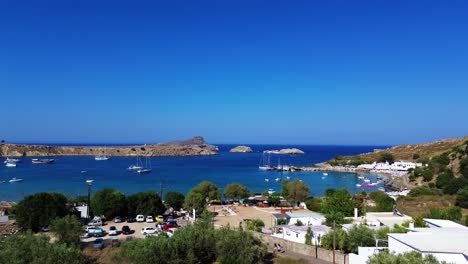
[0, 145, 388, 201]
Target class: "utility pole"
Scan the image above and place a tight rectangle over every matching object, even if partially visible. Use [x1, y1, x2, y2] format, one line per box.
[333, 220, 336, 264]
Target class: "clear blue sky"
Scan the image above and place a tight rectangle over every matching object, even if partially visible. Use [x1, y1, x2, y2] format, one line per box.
[1, 0, 467, 145]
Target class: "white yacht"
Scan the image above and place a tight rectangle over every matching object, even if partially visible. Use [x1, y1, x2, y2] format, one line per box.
[5, 162, 16, 167]
[4, 158, 20, 163]
[9, 178, 23, 183]
[128, 156, 144, 170]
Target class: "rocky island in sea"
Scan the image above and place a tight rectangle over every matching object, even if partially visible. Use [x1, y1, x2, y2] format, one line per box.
[263, 148, 305, 155]
[0, 136, 218, 157]
[229, 145, 253, 153]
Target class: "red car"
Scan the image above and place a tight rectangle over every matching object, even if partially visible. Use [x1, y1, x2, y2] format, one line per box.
[163, 223, 177, 231]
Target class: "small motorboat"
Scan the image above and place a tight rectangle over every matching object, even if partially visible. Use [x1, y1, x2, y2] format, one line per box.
[5, 162, 16, 167]
[321, 176, 326, 179]
[356, 184, 362, 187]
[358, 175, 365, 180]
[286, 175, 291, 180]
[80, 170, 87, 173]
[265, 178, 270, 182]
[9, 178, 23, 183]
[137, 168, 152, 174]
[323, 173, 328, 176]
[4, 158, 20, 163]
[364, 178, 370, 183]
[95, 156, 110, 161]
[275, 177, 282, 182]
[32, 158, 55, 164]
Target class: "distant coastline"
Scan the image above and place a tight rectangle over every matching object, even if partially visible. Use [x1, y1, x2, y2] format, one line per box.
[0, 136, 218, 157]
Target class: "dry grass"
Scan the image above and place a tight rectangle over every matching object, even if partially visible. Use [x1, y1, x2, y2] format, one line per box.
[274, 256, 312, 264]
[343, 137, 468, 162]
[396, 195, 457, 217]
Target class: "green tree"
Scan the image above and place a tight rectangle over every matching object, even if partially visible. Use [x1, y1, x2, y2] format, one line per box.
[456, 187, 468, 208]
[305, 197, 322, 211]
[15, 192, 69, 232]
[436, 171, 454, 189]
[49, 215, 82, 248]
[0, 233, 87, 264]
[460, 157, 468, 178]
[321, 188, 360, 216]
[369, 191, 395, 212]
[286, 180, 310, 205]
[267, 192, 281, 207]
[91, 188, 126, 219]
[223, 183, 252, 201]
[183, 181, 221, 214]
[305, 227, 312, 245]
[246, 219, 265, 232]
[215, 227, 267, 264]
[422, 169, 434, 182]
[320, 228, 347, 251]
[345, 225, 376, 254]
[281, 180, 290, 199]
[126, 191, 164, 216]
[378, 153, 395, 164]
[164, 191, 185, 210]
[368, 250, 442, 264]
[323, 212, 350, 227]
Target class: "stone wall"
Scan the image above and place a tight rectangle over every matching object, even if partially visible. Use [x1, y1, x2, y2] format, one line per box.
[256, 233, 349, 264]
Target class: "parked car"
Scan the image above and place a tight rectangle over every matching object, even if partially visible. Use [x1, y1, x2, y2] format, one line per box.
[146, 216, 154, 223]
[93, 238, 104, 249]
[163, 223, 178, 231]
[40, 226, 49, 232]
[141, 227, 157, 235]
[81, 232, 92, 238]
[85, 226, 97, 234]
[121, 225, 132, 235]
[113, 216, 123, 223]
[93, 228, 105, 237]
[167, 220, 178, 227]
[136, 215, 145, 222]
[155, 215, 164, 223]
[126, 216, 136, 223]
[88, 217, 103, 226]
[108, 226, 118, 236]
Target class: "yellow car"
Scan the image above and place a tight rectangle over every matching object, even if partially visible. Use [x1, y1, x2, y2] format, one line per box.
[155, 215, 164, 223]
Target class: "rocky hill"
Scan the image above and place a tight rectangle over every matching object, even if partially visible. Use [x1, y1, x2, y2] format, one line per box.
[229, 146, 253, 153]
[0, 136, 218, 157]
[341, 137, 468, 163]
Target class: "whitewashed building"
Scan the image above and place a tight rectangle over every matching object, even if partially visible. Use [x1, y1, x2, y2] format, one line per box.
[272, 225, 330, 245]
[286, 212, 325, 226]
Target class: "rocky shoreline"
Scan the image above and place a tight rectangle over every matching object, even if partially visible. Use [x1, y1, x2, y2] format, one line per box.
[0, 136, 218, 157]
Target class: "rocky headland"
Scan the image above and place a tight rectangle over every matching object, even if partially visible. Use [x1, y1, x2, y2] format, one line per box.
[229, 146, 253, 153]
[0, 136, 218, 157]
[263, 148, 305, 155]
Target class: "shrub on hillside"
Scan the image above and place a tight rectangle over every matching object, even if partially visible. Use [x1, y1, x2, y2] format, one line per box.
[455, 188, 468, 208]
[378, 153, 395, 164]
[305, 197, 322, 211]
[408, 186, 443, 197]
[436, 171, 454, 189]
[369, 191, 395, 212]
[421, 207, 462, 221]
[246, 219, 265, 232]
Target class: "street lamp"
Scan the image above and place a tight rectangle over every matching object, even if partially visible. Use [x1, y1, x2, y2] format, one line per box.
[86, 179, 93, 223]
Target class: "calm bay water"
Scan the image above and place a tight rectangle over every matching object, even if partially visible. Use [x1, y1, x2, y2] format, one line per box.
[0, 145, 388, 201]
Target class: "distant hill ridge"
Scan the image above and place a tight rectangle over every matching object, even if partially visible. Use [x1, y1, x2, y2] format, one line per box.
[0, 136, 218, 157]
[341, 136, 468, 163]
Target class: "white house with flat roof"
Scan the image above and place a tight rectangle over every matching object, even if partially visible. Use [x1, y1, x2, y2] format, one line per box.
[388, 227, 468, 264]
[286, 212, 325, 226]
[272, 224, 330, 245]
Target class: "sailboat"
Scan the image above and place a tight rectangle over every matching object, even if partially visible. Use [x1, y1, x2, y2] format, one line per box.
[276, 158, 283, 171]
[259, 153, 274, 170]
[128, 156, 144, 170]
[137, 157, 152, 174]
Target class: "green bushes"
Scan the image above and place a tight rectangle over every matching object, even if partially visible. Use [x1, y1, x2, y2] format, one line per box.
[369, 191, 395, 212]
[120, 216, 267, 264]
[379, 153, 395, 164]
[368, 251, 443, 264]
[305, 197, 322, 211]
[91, 188, 127, 219]
[346, 225, 376, 253]
[421, 207, 462, 221]
[246, 219, 265, 232]
[408, 186, 443, 197]
[455, 187, 468, 208]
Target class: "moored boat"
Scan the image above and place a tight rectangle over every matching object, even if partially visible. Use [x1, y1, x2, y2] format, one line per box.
[137, 168, 152, 174]
[9, 178, 23, 183]
[5, 162, 16, 167]
[32, 158, 55, 164]
[4, 158, 20, 164]
[95, 156, 110, 161]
